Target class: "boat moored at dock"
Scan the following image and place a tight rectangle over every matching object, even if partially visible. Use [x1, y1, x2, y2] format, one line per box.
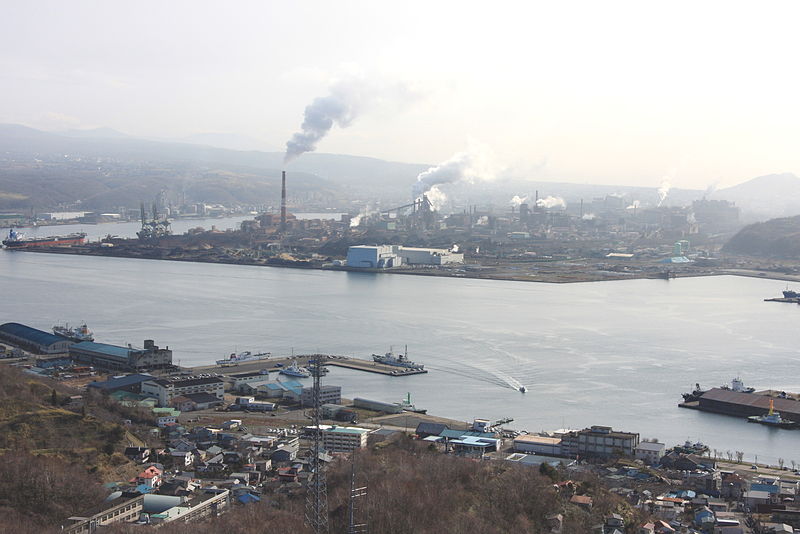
[372, 346, 424, 370]
[748, 399, 798, 429]
[279, 360, 311, 378]
[216, 350, 271, 366]
[2, 228, 87, 249]
[53, 323, 94, 342]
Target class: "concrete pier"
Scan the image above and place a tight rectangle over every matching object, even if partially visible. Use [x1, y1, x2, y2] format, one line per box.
[187, 354, 426, 377]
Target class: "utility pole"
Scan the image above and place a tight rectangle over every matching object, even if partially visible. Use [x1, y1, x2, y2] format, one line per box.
[305, 359, 328, 534]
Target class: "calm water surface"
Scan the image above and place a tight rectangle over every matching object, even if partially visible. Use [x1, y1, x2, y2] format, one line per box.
[1, 247, 798, 464]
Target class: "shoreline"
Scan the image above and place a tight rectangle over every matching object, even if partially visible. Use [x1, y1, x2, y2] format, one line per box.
[7, 246, 800, 285]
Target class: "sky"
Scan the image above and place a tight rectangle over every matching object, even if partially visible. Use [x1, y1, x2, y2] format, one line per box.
[2, 1, 800, 188]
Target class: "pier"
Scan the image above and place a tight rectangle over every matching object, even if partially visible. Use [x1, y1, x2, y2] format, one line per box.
[187, 353, 427, 377]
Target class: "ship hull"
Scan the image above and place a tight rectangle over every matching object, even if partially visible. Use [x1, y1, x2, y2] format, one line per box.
[3, 234, 86, 248]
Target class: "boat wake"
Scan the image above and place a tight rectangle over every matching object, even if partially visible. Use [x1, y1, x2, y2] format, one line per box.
[425, 363, 528, 392]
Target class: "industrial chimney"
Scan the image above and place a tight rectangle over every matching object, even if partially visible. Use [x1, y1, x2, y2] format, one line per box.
[280, 170, 287, 232]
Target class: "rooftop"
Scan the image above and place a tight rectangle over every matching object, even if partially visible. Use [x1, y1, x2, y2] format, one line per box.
[0, 322, 66, 347]
[71, 341, 135, 359]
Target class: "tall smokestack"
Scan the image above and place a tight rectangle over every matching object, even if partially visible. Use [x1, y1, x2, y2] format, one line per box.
[280, 171, 287, 232]
[580, 199, 584, 218]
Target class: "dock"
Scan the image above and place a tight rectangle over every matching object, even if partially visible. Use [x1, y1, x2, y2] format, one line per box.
[325, 358, 427, 376]
[187, 354, 427, 377]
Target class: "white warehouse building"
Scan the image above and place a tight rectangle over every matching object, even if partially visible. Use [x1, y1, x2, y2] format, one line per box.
[346, 245, 403, 268]
[346, 245, 462, 268]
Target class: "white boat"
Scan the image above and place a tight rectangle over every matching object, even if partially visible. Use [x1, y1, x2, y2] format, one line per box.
[279, 360, 311, 378]
[372, 346, 423, 369]
[216, 350, 271, 366]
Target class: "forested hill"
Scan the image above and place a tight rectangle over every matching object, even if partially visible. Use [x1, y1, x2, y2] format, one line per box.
[723, 215, 800, 258]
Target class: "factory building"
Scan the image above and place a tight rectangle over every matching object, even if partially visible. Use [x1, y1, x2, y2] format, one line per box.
[141, 376, 225, 407]
[70, 340, 172, 371]
[346, 245, 463, 268]
[346, 245, 403, 268]
[300, 385, 341, 407]
[0, 322, 73, 354]
[560, 426, 640, 458]
[397, 246, 464, 265]
[513, 435, 563, 456]
[353, 397, 404, 414]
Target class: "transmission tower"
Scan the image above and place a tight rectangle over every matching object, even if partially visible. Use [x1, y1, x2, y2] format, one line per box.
[347, 453, 367, 534]
[305, 358, 328, 534]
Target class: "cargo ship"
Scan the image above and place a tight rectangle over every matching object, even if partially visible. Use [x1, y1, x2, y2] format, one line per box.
[216, 350, 271, 366]
[372, 346, 424, 369]
[53, 323, 94, 342]
[2, 228, 87, 249]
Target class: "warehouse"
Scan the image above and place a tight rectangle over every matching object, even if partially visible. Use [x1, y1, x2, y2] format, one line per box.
[346, 245, 464, 268]
[353, 397, 403, 414]
[70, 340, 172, 371]
[0, 322, 73, 354]
[346, 245, 403, 268]
[696, 388, 800, 422]
[513, 435, 563, 456]
[396, 246, 464, 265]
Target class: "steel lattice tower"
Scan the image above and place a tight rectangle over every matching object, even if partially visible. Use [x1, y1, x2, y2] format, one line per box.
[305, 358, 328, 534]
[347, 453, 367, 534]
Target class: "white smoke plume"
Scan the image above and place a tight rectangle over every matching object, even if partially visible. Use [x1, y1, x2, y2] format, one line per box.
[626, 200, 640, 210]
[657, 179, 671, 207]
[285, 74, 419, 164]
[687, 212, 697, 224]
[510, 195, 528, 207]
[349, 214, 363, 228]
[703, 182, 718, 200]
[412, 144, 496, 210]
[424, 185, 448, 211]
[535, 196, 566, 209]
[451, 244, 460, 253]
[581, 213, 596, 220]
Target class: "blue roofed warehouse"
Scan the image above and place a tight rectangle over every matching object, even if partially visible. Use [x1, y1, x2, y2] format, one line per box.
[0, 322, 74, 354]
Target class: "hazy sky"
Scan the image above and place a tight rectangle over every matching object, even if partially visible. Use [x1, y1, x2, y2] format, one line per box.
[2, 1, 800, 188]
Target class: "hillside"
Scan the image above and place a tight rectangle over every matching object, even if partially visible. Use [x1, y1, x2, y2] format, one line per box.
[716, 173, 800, 220]
[722, 214, 800, 258]
[0, 365, 149, 532]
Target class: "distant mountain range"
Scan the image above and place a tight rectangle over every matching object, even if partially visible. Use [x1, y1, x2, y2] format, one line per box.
[723, 214, 800, 258]
[715, 173, 800, 220]
[1, 123, 798, 218]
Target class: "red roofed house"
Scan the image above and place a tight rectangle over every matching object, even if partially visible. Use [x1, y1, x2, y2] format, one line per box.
[130, 465, 162, 488]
